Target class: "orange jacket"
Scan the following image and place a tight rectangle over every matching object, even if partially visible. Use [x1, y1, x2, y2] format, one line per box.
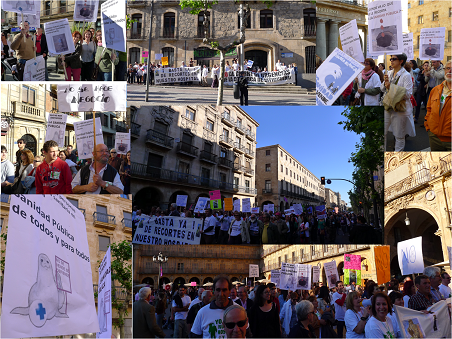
[425, 81, 451, 142]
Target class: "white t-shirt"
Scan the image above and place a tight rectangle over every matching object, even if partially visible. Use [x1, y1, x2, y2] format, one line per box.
[386, 309, 400, 338]
[188, 297, 202, 310]
[332, 292, 347, 321]
[191, 303, 227, 338]
[439, 284, 451, 299]
[364, 316, 395, 339]
[344, 308, 365, 338]
[230, 220, 242, 237]
[204, 215, 217, 235]
[172, 294, 191, 320]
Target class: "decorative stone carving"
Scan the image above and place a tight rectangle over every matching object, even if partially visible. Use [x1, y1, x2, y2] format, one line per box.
[202, 128, 216, 142]
[425, 190, 436, 201]
[151, 106, 174, 125]
[386, 194, 414, 213]
[180, 115, 198, 133]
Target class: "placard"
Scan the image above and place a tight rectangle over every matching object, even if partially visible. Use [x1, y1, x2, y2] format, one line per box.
[263, 204, 274, 213]
[284, 208, 295, 216]
[161, 57, 168, 66]
[312, 266, 320, 283]
[344, 254, 361, 270]
[316, 47, 364, 106]
[154, 66, 201, 84]
[96, 247, 112, 339]
[114, 131, 130, 155]
[57, 84, 127, 112]
[101, 0, 126, 52]
[324, 260, 339, 288]
[133, 216, 202, 245]
[23, 55, 46, 82]
[224, 198, 233, 211]
[1, 0, 37, 14]
[249, 264, 259, 278]
[194, 197, 209, 213]
[270, 270, 280, 286]
[292, 204, 303, 215]
[397, 237, 424, 275]
[1, 195, 99, 338]
[279, 262, 297, 291]
[344, 269, 361, 285]
[374, 246, 390, 284]
[296, 264, 312, 291]
[44, 19, 76, 56]
[74, 0, 99, 22]
[250, 207, 259, 214]
[176, 195, 188, 207]
[242, 198, 251, 213]
[403, 33, 414, 61]
[419, 27, 446, 61]
[45, 113, 68, 147]
[233, 199, 241, 212]
[19, 6, 40, 27]
[73, 117, 104, 160]
[448, 246, 452, 270]
[315, 205, 326, 219]
[339, 19, 364, 63]
[209, 190, 221, 209]
[224, 69, 295, 86]
[155, 53, 163, 59]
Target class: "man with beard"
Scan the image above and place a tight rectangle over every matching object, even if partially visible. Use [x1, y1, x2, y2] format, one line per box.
[72, 143, 124, 194]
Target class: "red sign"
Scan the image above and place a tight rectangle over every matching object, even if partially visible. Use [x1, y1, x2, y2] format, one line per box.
[165, 284, 171, 291]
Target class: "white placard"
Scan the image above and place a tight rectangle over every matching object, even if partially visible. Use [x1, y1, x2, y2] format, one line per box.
[249, 264, 259, 278]
[292, 204, 303, 215]
[1, 0, 37, 13]
[114, 131, 130, 155]
[44, 19, 76, 56]
[403, 33, 414, 61]
[45, 113, 68, 147]
[74, 0, 99, 23]
[263, 204, 274, 213]
[397, 236, 425, 275]
[96, 247, 112, 339]
[176, 195, 188, 207]
[155, 53, 163, 60]
[284, 208, 295, 215]
[316, 47, 365, 106]
[279, 262, 297, 291]
[224, 69, 295, 86]
[73, 117, 104, 160]
[133, 216, 202, 245]
[242, 198, 251, 213]
[368, 0, 404, 55]
[270, 270, 280, 286]
[233, 199, 241, 212]
[419, 27, 446, 61]
[101, 0, 126, 53]
[1, 195, 99, 338]
[19, 6, 40, 27]
[296, 264, 312, 291]
[312, 266, 320, 283]
[154, 66, 202, 84]
[23, 55, 46, 82]
[251, 207, 259, 214]
[194, 197, 209, 213]
[324, 260, 340, 288]
[57, 84, 127, 112]
[448, 246, 452, 270]
[339, 19, 364, 63]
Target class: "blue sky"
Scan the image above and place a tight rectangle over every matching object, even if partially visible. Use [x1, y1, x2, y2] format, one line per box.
[244, 106, 362, 205]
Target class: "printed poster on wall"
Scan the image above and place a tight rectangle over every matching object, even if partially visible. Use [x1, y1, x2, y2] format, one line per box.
[23, 55, 46, 82]
[45, 113, 68, 147]
[324, 260, 340, 288]
[270, 270, 280, 286]
[114, 131, 130, 155]
[96, 247, 112, 339]
[1, 195, 99, 338]
[419, 27, 446, 61]
[74, 0, 99, 22]
[101, 0, 126, 52]
[403, 33, 414, 61]
[397, 236, 425, 275]
[339, 19, 364, 62]
[73, 118, 104, 160]
[44, 19, 76, 56]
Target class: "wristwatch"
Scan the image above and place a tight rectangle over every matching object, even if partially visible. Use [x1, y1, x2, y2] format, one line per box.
[361, 316, 369, 321]
[104, 181, 111, 189]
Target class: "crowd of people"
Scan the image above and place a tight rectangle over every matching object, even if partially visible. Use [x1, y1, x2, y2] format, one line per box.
[1, 22, 126, 81]
[132, 206, 381, 245]
[1, 138, 130, 195]
[133, 268, 451, 338]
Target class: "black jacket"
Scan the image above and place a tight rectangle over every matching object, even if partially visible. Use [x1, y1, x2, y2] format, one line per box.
[36, 33, 48, 59]
[238, 76, 248, 88]
[235, 298, 254, 313]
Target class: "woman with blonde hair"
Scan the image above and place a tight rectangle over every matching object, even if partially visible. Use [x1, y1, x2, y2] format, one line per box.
[344, 291, 371, 338]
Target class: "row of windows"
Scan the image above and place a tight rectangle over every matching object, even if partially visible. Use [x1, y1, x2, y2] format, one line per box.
[185, 108, 254, 135]
[66, 198, 132, 221]
[263, 180, 317, 198]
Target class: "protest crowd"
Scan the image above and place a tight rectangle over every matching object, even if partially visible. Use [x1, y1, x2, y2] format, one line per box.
[133, 268, 451, 338]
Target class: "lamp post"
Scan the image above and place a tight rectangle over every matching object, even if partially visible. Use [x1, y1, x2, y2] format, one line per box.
[153, 251, 168, 290]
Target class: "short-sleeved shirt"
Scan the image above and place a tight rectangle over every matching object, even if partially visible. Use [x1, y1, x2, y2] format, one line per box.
[230, 220, 242, 237]
[364, 315, 395, 339]
[203, 215, 216, 235]
[191, 301, 231, 338]
[172, 294, 191, 320]
[438, 284, 451, 299]
[332, 292, 347, 321]
[408, 291, 434, 311]
[344, 308, 365, 338]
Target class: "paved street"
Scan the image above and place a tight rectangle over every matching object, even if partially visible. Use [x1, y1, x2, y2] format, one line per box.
[127, 83, 316, 106]
[3, 56, 66, 81]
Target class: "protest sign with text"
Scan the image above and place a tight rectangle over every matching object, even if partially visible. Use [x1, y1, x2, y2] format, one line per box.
[324, 260, 340, 288]
[296, 264, 312, 291]
[242, 198, 251, 213]
[209, 190, 222, 210]
[194, 197, 209, 213]
[397, 236, 424, 275]
[279, 262, 297, 291]
[419, 27, 446, 61]
[154, 66, 201, 84]
[176, 195, 188, 207]
[312, 266, 320, 283]
[74, 0, 99, 22]
[233, 199, 241, 212]
[224, 198, 233, 211]
[293, 204, 303, 215]
[249, 264, 259, 278]
[224, 69, 295, 86]
[339, 19, 364, 62]
[23, 55, 46, 82]
[96, 247, 112, 339]
[114, 131, 130, 155]
[263, 204, 274, 213]
[315, 205, 326, 219]
[403, 33, 414, 61]
[251, 207, 259, 214]
[270, 270, 280, 286]
[101, 0, 126, 52]
[45, 113, 68, 147]
[1, 0, 37, 13]
[73, 118, 104, 160]
[44, 19, 76, 56]
[374, 246, 390, 284]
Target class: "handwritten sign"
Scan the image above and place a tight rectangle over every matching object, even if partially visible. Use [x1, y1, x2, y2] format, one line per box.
[270, 270, 280, 286]
[242, 198, 251, 213]
[249, 264, 259, 278]
[224, 198, 233, 211]
[73, 117, 104, 160]
[397, 237, 424, 275]
[344, 254, 361, 270]
[154, 66, 201, 84]
[45, 113, 68, 147]
[339, 19, 364, 62]
[176, 195, 188, 207]
[374, 246, 390, 285]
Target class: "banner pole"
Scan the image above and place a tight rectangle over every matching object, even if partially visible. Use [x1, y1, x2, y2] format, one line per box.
[112, 49, 116, 82]
[93, 111, 98, 175]
[61, 55, 67, 80]
[33, 33, 36, 60]
[21, 11, 26, 43]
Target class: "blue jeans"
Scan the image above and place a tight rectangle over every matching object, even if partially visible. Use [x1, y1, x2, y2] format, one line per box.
[98, 71, 112, 81]
[156, 313, 164, 329]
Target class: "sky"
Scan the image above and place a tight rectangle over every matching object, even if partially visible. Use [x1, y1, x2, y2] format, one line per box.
[244, 106, 362, 205]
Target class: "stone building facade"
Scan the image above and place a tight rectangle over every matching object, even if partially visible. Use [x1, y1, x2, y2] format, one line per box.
[130, 105, 259, 212]
[316, 0, 368, 61]
[384, 152, 451, 279]
[255, 144, 324, 212]
[262, 244, 380, 285]
[0, 194, 133, 338]
[325, 187, 340, 209]
[127, 0, 316, 82]
[134, 244, 261, 288]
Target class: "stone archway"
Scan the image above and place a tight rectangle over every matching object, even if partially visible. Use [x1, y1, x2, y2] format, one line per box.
[189, 277, 200, 285]
[141, 277, 154, 286]
[243, 40, 277, 71]
[174, 277, 186, 287]
[134, 186, 163, 212]
[245, 50, 268, 70]
[160, 277, 170, 287]
[203, 277, 213, 285]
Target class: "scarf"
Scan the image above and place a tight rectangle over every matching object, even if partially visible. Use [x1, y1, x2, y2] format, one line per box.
[361, 68, 375, 81]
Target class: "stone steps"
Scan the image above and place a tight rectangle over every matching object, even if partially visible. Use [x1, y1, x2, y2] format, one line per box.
[224, 84, 308, 94]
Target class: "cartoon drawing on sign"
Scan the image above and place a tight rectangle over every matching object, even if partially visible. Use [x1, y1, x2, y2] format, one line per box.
[117, 143, 127, 153]
[10, 253, 69, 327]
[317, 62, 342, 95]
[82, 142, 93, 157]
[53, 34, 69, 54]
[403, 318, 425, 338]
[424, 44, 440, 59]
[371, 25, 398, 51]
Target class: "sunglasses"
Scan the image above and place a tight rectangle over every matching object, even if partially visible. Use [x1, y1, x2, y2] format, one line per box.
[390, 58, 399, 61]
[111, 151, 117, 154]
[33, 160, 41, 163]
[224, 319, 247, 329]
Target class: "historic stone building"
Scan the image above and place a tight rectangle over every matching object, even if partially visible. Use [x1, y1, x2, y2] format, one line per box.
[384, 152, 451, 279]
[0, 194, 133, 337]
[127, 0, 316, 84]
[130, 105, 259, 211]
[324, 187, 340, 209]
[134, 244, 261, 288]
[255, 144, 324, 212]
[407, 0, 452, 64]
[316, 0, 368, 61]
[262, 244, 380, 286]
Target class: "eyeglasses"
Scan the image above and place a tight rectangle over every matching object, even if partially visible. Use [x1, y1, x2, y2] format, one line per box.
[33, 160, 41, 163]
[224, 319, 247, 329]
[17, 142, 23, 145]
[364, 62, 370, 65]
[390, 58, 399, 61]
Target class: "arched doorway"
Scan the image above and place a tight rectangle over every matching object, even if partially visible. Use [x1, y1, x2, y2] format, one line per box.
[231, 277, 239, 283]
[160, 277, 170, 287]
[129, 47, 140, 64]
[141, 277, 154, 286]
[133, 187, 163, 212]
[337, 261, 344, 282]
[174, 277, 186, 287]
[203, 277, 213, 285]
[285, 202, 289, 209]
[21, 134, 37, 156]
[245, 50, 267, 70]
[189, 277, 200, 285]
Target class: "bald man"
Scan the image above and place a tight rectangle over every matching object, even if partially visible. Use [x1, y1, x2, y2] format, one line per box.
[71, 143, 124, 194]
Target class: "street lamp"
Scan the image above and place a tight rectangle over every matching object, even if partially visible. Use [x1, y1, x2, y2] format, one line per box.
[153, 252, 168, 290]
[404, 212, 410, 226]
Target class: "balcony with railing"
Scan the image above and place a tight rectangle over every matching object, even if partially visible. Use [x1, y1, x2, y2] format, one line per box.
[93, 284, 130, 301]
[331, 0, 368, 7]
[115, 121, 128, 133]
[385, 168, 431, 203]
[235, 122, 245, 134]
[161, 28, 177, 39]
[145, 129, 174, 150]
[233, 142, 245, 154]
[40, 4, 76, 17]
[127, 31, 146, 40]
[93, 212, 116, 230]
[303, 25, 316, 38]
[233, 163, 244, 173]
[218, 157, 233, 169]
[131, 122, 141, 139]
[219, 135, 233, 147]
[237, 186, 257, 195]
[122, 217, 133, 228]
[128, 0, 147, 7]
[200, 150, 217, 164]
[244, 148, 255, 158]
[245, 129, 255, 140]
[140, 246, 260, 259]
[262, 188, 273, 194]
[221, 112, 235, 127]
[243, 167, 254, 177]
[440, 153, 451, 175]
[13, 101, 45, 122]
[176, 142, 198, 157]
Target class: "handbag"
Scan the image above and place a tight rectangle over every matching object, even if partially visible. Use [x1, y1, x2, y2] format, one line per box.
[2, 166, 27, 194]
[382, 74, 407, 112]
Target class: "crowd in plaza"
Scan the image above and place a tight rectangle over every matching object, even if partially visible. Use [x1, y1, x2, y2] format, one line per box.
[1, 138, 130, 195]
[134, 267, 451, 338]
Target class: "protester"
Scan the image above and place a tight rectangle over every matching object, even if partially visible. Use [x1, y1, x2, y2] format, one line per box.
[222, 304, 248, 339]
[261, 213, 279, 244]
[61, 31, 82, 81]
[331, 280, 347, 338]
[200, 208, 216, 244]
[1, 31, 14, 80]
[248, 284, 281, 338]
[353, 58, 381, 106]
[238, 71, 249, 106]
[344, 291, 370, 338]
[15, 138, 29, 165]
[228, 211, 250, 245]
[155, 292, 167, 330]
[439, 272, 451, 299]
[402, 280, 415, 308]
[80, 30, 96, 81]
[364, 292, 395, 338]
[211, 64, 219, 88]
[425, 60, 445, 101]
[133, 287, 165, 338]
[235, 286, 254, 313]
[10, 21, 35, 80]
[94, 32, 118, 81]
[414, 61, 430, 123]
[288, 300, 316, 338]
[408, 275, 434, 312]
[172, 286, 191, 338]
[280, 291, 299, 337]
[247, 213, 263, 244]
[3, 149, 34, 194]
[59, 150, 77, 178]
[119, 150, 131, 195]
[35, 28, 49, 80]
[1, 145, 15, 187]
[187, 289, 212, 331]
[387, 291, 403, 338]
[423, 266, 443, 302]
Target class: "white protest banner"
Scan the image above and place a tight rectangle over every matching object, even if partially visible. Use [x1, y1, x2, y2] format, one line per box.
[403, 33, 414, 61]
[296, 264, 312, 291]
[270, 270, 280, 286]
[251, 207, 259, 214]
[96, 247, 112, 339]
[324, 260, 340, 288]
[19, 6, 40, 27]
[263, 204, 274, 213]
[293, 204, 303, 215]
[224, 69, 295, 86]
[312, 266, 320, 283]
[73, 118, 104, 160]
[339, 19, 364, 63]
[45, 113, 68, 147]
[233, 199, 241, 212]
[397, 236, 424, 275]
[316, 48, 364, 106]
[249, 264, 259, 278]
[368, 0, 404, 55]
[74, 0, 99, 23]
[242, 198, 251, 213]
[419, 27, 446, 61]
[154, 66, 201, 84]
[44, 19, 76, 56]
[284, 208, 295, 215]
[114, 131, 130, 155]
[101, 0, 126, 52]
[279, 262, 297, 291]
[132, 216, 202, 245]
[194, 197, 209, 213]
[448, 246, 452, 270]
[57, 84, 127, 112]
[176, 195, 188, 207]
[394, 301, 451, 339]
[23, 55, 46, 82]
[1, 0, 37, 13]
[1, 195, 99, 338]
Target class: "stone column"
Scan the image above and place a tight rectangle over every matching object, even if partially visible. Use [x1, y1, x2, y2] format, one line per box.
[316, 18, 328, 61]
[328, 20, 341, 56]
